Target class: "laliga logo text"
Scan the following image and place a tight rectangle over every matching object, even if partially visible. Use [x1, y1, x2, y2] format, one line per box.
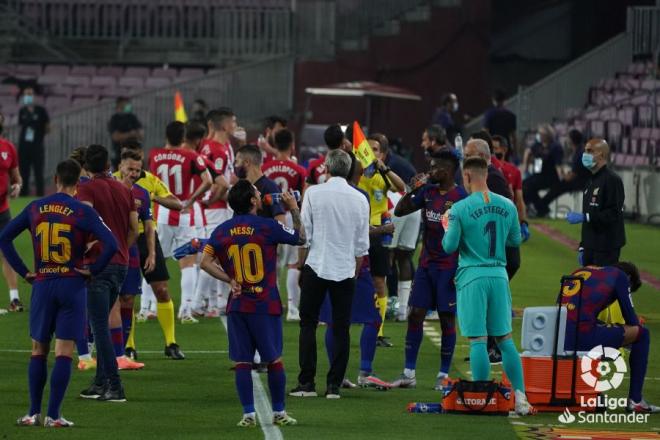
[558, 345, 649, 425]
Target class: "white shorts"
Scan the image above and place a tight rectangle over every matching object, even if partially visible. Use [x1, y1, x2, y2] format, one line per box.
[277, 211, 299, 268]
[158, 224, 197, 258]
[205, 208, 232, 237]
[386, 192, 421, 251]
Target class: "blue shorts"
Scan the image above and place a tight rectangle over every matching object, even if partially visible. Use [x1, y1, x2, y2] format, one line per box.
[227, 312, 282, 363]
[30, 277, 87, 343]
[566, 325, 626, 352]
[409, 265, 457, 313]
[319, 271, 381, 324]
[120, 266, 142, 296]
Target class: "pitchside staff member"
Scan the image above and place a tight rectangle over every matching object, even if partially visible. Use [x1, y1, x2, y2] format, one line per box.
[566, 138, 625, 266]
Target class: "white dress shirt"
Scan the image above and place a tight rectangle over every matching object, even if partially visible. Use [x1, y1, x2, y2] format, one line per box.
[301, 176, 370, 281]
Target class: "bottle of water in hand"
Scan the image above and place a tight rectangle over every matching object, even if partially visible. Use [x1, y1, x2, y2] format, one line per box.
[263, 190, 301, 206]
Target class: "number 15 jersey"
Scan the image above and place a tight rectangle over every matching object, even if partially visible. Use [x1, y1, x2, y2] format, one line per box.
[203, 215, 300, 315]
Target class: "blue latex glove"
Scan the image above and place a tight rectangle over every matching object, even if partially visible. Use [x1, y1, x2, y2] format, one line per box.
[566, 212, 585, 224]
[173, 238, 208, 260]
[577, 247, 584, 266]
[520, 221, 530, 242]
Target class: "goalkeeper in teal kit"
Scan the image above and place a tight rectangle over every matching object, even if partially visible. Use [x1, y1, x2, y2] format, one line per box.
[441, 151, 534, 416]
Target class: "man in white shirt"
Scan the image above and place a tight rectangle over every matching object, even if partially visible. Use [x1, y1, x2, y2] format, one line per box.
[290, 149, 370, 399]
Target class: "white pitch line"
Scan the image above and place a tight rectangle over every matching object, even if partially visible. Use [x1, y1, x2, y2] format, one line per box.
[0, 349, 228, 354]
[220, 316, 283, 440]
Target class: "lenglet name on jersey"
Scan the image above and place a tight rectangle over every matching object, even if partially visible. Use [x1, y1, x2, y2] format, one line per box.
[469, 205, 509, 220]
[39, 204, 74, 216]
[230, 226, 255, 236]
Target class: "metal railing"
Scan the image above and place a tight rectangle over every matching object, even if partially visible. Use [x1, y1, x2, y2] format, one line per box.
[3, 56, 294, 180]
[628, 6, 660, 56]
[334, 0, 429, 42]
[464, 32, 633, 137]
[6, 0, 293, 59]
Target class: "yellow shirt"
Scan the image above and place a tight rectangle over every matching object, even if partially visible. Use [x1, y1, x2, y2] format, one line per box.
[597, 301, 625, 325]
[113, 170, 172, 233]
[358, 173, 388, 226]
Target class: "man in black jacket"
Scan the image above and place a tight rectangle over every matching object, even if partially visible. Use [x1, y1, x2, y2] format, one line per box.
[566, 139, 625, 265]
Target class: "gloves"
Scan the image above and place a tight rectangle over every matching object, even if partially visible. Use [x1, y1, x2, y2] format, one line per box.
[577, 247, 584, 266]
[173, 238, 208, 260]
[520, 221, 530, 242]
[566, 212, 585, 224]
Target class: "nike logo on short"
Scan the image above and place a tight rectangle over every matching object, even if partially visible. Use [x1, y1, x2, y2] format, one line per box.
[448, 302, 456, 307]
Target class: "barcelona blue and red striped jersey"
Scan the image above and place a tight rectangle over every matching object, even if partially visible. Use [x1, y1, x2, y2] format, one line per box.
[410, 184, 468, 269]
[203, 214, 300, 315]
[560, 266, 638, 350]
[0, 192, 118, 280]
[128, 184, 152, 268]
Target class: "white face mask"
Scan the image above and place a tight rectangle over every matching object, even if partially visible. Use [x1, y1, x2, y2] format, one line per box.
[535, 133, 542, 143]
[452, 102, 459, 112]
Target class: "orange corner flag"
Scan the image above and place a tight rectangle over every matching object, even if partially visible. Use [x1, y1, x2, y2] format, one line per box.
[174, 91, 188, 123]
[352, 121, 376, 170]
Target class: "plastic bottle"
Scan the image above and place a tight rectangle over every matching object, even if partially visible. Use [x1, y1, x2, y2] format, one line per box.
[454, 133, 463, 161]
[407, 402, 442, 413]
[263, 190, 301, 206]
[381, 212, 393, 246]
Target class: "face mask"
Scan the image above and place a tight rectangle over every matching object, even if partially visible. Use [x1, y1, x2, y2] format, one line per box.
[581, 152, 595, 169]
[452, 102, 459, 112]
[235, 165, 247, 179]
[124, 103, 133, 113]
[495, 152, 504, 160]
[535, 133, 542, 143]
[22, 95, 34, 106]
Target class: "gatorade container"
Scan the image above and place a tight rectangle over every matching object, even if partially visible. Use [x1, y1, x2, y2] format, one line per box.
[407, 403, 442, 413]
[381, 212, 393, 246]
[263, 190, 301, 206]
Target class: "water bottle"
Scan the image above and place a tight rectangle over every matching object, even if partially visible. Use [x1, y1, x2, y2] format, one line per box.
[407, 402, 442, 413]
[263, 190, 301, 206]
[381, 212, 393, 246]
[454, 134, 463, 161]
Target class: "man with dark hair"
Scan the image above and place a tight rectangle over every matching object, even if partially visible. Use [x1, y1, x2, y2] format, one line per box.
[431, 93, 460, 145]
[523, 123, 564, 215]
[559, 262, 657, 413]
[262, 128, 307, 320]
[0, 111, 23, 311]
[420, 125, 448, 156]
[2, 159, 119, 427]
[483, 89, 517, 154]
[307, 124, 352, 185]
[235, 144, 285, 223]
[491, 135, 528, 238]
[200, 180, 304, 427]
[76, 144, 139, 402]
[190, 99, 209, 126]
[258, 115, 288, 162]
[149, 122, 212, 322]
[108, 97, 143, 169]
[18, 86, 50, 196]
[392, 150, 467, 390]
[442, 156, 534, 416]
[534, 129, 590, 217]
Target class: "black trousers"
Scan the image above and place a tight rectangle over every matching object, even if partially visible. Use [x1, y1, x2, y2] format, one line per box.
[18, 143, 45, 196]
[298, 265, 355, 388]
[522, 174, 558, 210]
[535, 177, 589, 216]
[583, 247, 621, 266]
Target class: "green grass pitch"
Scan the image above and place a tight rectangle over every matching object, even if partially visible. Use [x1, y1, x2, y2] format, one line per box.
[0, 197, 658, 439]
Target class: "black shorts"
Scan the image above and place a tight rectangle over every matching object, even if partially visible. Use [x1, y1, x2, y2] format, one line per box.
[0, 209, 10, 234]
[368, 237, 389, 277]
[137, 231, 169, 283]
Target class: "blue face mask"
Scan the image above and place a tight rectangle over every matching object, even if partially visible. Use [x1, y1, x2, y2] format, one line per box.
[22, 95, 34, 106]
[581, 152, 595, 169]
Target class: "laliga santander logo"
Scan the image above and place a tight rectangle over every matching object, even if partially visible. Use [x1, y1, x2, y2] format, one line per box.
[558, 408, 576, 424]
[580, 345, 627, 392]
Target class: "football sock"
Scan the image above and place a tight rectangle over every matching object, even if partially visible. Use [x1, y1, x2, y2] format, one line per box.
[120, 307, 133, 349]
[439, 317, 456, 375]
[28, 354, 47, 416]
[397, 281, 411, 319]
[180, 266, 197, 316]
[207, 278, 219, 310]
[324, 325, 334, 365]
[498, 338, 525, 393]
[286, 268, 301, 312]
[47, 356, 72, 420]
[193, 271, 213, 311]
[9, 288, 19, 301]
[157, 300, 176, 345]
[404, 321, 423, 370]
[110, 327, 124, 357]
[140, 279, 155, 313]
[217, 280, 228, 310]
[376, 297, 387, 337]
[360, 322, 379, 373]
[267, 361, 286, 412]
[235, 363, 255, 414]
[629, 326, 649, 402]
[469, 339, 490, 381]
[126, 311, 136, 350]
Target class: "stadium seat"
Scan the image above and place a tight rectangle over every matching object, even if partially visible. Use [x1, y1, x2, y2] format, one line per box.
[70, 65, 98, 76]
[152, 67, 178, 79]
[90, 76, 117, 88]
[97, 66, 124, 77]
[118, 77, 144, 88]
[145, 77, 171, 88]
[64, 75, 91, 87]
[179, 68, 204, 78]
[43, 64, 70, 76]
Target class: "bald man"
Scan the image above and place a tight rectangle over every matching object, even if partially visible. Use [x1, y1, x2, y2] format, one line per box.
[566, 139, 625, 266]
